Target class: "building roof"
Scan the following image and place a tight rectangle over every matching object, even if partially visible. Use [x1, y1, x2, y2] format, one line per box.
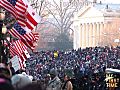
[77, 2, 120, 18]
[94, 3, 120, 10]
[73, 2, 120, 24]
[93, 3, 120, 17]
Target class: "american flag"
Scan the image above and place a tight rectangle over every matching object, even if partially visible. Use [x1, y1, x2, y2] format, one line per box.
[0, 0, 41, 31]
[8, 22, 39, 50]
[10, 40, 29, 63]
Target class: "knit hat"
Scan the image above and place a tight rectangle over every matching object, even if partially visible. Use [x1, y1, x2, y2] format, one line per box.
[11, 74, 32, 89]
[50, 69, 58, 76]
[65, 69, 74, 78]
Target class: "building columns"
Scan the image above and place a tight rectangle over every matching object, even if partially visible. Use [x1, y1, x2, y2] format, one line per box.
[92, 23, 97, 47]
[89, 23, 93, 47]
[81, 24, 86, 48]
[78, 22, 105, 48]
[100, 22, 104, 45]
[80, 24, 82, 47]
[86, 23, 89, 47]
[96, 22, 100, 46]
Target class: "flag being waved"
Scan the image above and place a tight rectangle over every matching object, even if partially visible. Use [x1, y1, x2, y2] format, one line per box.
[0, 0, 41, 31]
[22, 0, 41, 30]
[10, 40, 30, 65]
[8, 22, 39, 50]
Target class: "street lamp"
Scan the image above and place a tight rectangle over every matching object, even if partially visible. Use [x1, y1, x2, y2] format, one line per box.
[0, 8, 8, 63]
[2, 24, 7, 34]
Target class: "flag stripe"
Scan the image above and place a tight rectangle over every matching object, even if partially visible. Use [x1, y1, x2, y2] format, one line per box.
[17, 20, 26, 27]
[13, 40, 22, 56]
[16, 0, 26, 12]
[10, 40, 28, 61]
[0, 0, 17, 18]
[10, 43, 20, 57]
[10, 46, 16, 56]
[26, 21, 34, 30]
[26, 12, 38, 26]
[9, 28, 35, 42]
[8, 29, 36, 50]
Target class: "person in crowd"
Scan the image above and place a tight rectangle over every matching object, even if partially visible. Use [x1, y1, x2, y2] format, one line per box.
[62, 69, 74, 90]
[11, 70, 33, 90]
[0, 78, 15, 90]
[46, 68, 62, 90]
[16, 82, 43, 90]
[8, 62, 15, 76]
[26, 46, 120, 89]
[44, 74, 51, 89]
[0, 63, 15, 90]
[0, 63, 12, 82]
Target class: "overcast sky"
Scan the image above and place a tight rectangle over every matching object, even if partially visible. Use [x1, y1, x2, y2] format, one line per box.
[88, 0, 120, 4]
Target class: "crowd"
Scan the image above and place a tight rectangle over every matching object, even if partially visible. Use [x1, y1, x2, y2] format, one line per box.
[0, 46, 120, 90]
[0, 62, 43, 90]
[26, 46, 120, 90]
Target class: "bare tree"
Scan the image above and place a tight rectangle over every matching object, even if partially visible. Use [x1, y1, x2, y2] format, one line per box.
[28, 0, 87, 33]
[45, 0, 76, 33]
[43, 0, 87, 50]
[28, 0, 47, 16]
[27, 0, 88, 50]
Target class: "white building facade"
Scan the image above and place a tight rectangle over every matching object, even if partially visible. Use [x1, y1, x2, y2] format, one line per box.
[73, 3, 120, 50]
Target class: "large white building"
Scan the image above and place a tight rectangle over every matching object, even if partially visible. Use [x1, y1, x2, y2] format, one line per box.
[73, 2, 120, 50]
